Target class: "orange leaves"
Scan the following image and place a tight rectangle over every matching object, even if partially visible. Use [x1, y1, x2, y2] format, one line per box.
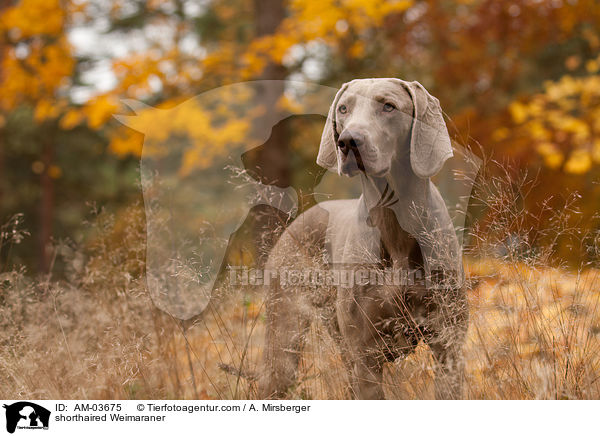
[85, 0, 415, 123]
[536, 142, 564, 170]
[85, 95, 119, 129]
[34, 99, 64, 123]
[564, 149, 592, 175]
[59, 109, 84, 130]
[109, 129, 144, 158]
[0, 0, 74, 114]
[111, 97, 251, 174]
[285, 0, 412, 39]
[286, 0, 342, 40]
[0, 0, 65, 39]
[508, 68, 600, 174]
[253, 32, 298, 64]
[112, 55, 165, 99]
[344, 0, 413, 27]
[509, 101, 528, 124]
[0, 38, 74, 111]
[241, 0, 413, 77]
[58, 95, 119, 130]
[177, 106, 251, 176]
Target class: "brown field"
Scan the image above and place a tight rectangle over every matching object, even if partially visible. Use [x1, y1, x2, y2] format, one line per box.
[2, 162, 599, 400]
[2, 0, 600, 404]
[2, 204, 600, 400]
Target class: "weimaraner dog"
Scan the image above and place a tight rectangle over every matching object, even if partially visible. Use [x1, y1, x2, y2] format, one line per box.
[259, 78, 468, 400]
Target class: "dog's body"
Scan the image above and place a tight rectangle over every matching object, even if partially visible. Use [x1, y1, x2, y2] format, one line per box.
[259, 78, 468, 399]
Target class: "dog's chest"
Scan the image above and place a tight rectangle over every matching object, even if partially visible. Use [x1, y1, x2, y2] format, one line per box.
[319, 200, 383, 265]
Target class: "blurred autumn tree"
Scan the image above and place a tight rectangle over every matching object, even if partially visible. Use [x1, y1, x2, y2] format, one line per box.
[0, 0, 133, 272]
[1, 0, 599, 273]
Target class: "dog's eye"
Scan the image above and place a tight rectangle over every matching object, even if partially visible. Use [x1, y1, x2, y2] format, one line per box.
[338, 105, 347, 114]
[383, 102, 396, 112]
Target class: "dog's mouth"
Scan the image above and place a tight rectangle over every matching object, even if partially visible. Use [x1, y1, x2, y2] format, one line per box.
[340, 152, 390, 177]
[341, 150, 365, 175]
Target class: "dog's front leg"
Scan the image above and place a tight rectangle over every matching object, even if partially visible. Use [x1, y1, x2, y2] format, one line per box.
[429, 337, 466, 400]
[336, 293, 386, 400]
[424, 287, 469, 400]
[258, 281, 310, 399]
[350, 352, 385, 400]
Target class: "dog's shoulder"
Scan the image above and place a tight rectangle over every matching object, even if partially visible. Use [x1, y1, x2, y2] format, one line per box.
[316, 199, 361, 221]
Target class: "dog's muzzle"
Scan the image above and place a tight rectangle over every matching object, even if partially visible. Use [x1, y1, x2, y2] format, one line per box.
[337, 130, 366, 174]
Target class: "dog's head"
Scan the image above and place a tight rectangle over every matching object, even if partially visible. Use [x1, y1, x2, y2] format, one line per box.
[317, 78, 452, 179]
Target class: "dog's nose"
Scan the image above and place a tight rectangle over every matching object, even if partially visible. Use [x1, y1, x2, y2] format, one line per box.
[337, 130, 365, 156]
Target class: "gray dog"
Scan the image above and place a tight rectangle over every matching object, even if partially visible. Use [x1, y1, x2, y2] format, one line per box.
[258, 78, 468, 400]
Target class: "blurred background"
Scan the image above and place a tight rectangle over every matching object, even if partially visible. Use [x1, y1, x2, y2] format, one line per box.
[1, 0, 599, 274]
[3, 0, 600, 401]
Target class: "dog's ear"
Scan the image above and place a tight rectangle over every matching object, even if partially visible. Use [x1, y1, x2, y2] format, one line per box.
[404, 81, 453, 178]
[317, 83, 349, 172]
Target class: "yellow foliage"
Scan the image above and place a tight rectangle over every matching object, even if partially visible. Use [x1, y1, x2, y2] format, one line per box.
[526, 121, 551, 142]
[32, 91, 117, 131]
[558, 117, 589, 139]
[84, 96, 119, 130]
[101, 0, 415, 171]
[586, 59, 599, 74]
[509, 101, 528, 124]
[60, 109, 84, 130]
[276, 94, 304, 114]
[564, 149, 592, 174]
[179, 114, 250, 176]
[509, 69, 600, 174]
[34, 99, 63, 123]
[0, 0, 74, 113]
[109, 129, 144, 158]
[536, 142, 564, 169]
[268, 33, 299, 63]
[240, 51, 267, 80]
[244, 0, 413, 76]
[593, 139, 600, 163]
[0, 0, 65, 38]
[112, 97, 252, 174]
[111, 55, 164, 99]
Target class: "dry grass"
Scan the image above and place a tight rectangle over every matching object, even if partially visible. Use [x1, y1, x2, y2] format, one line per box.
[2, 160, 600, 400]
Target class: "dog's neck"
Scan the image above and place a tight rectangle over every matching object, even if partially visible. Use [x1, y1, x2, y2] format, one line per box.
[358, 168, 429, 215]
[358, 171, 424, 266]
[359, 175, 388, 210]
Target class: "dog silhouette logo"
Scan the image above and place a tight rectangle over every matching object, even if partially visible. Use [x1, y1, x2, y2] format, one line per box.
[3, 402, 50, 433]
[114, 80, 480, 320]
[114, 81, 337, 320]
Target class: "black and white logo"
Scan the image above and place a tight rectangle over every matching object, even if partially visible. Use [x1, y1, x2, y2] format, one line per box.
[3, 402, 50, 433]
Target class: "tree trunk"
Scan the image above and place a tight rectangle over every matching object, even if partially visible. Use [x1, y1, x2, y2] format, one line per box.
[39, 134, 55, 273]
[251, 0, 289, 185]
[0, 127, 4, 213]
[0, 0, 14, 213]
[249, 0, 291, 263]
